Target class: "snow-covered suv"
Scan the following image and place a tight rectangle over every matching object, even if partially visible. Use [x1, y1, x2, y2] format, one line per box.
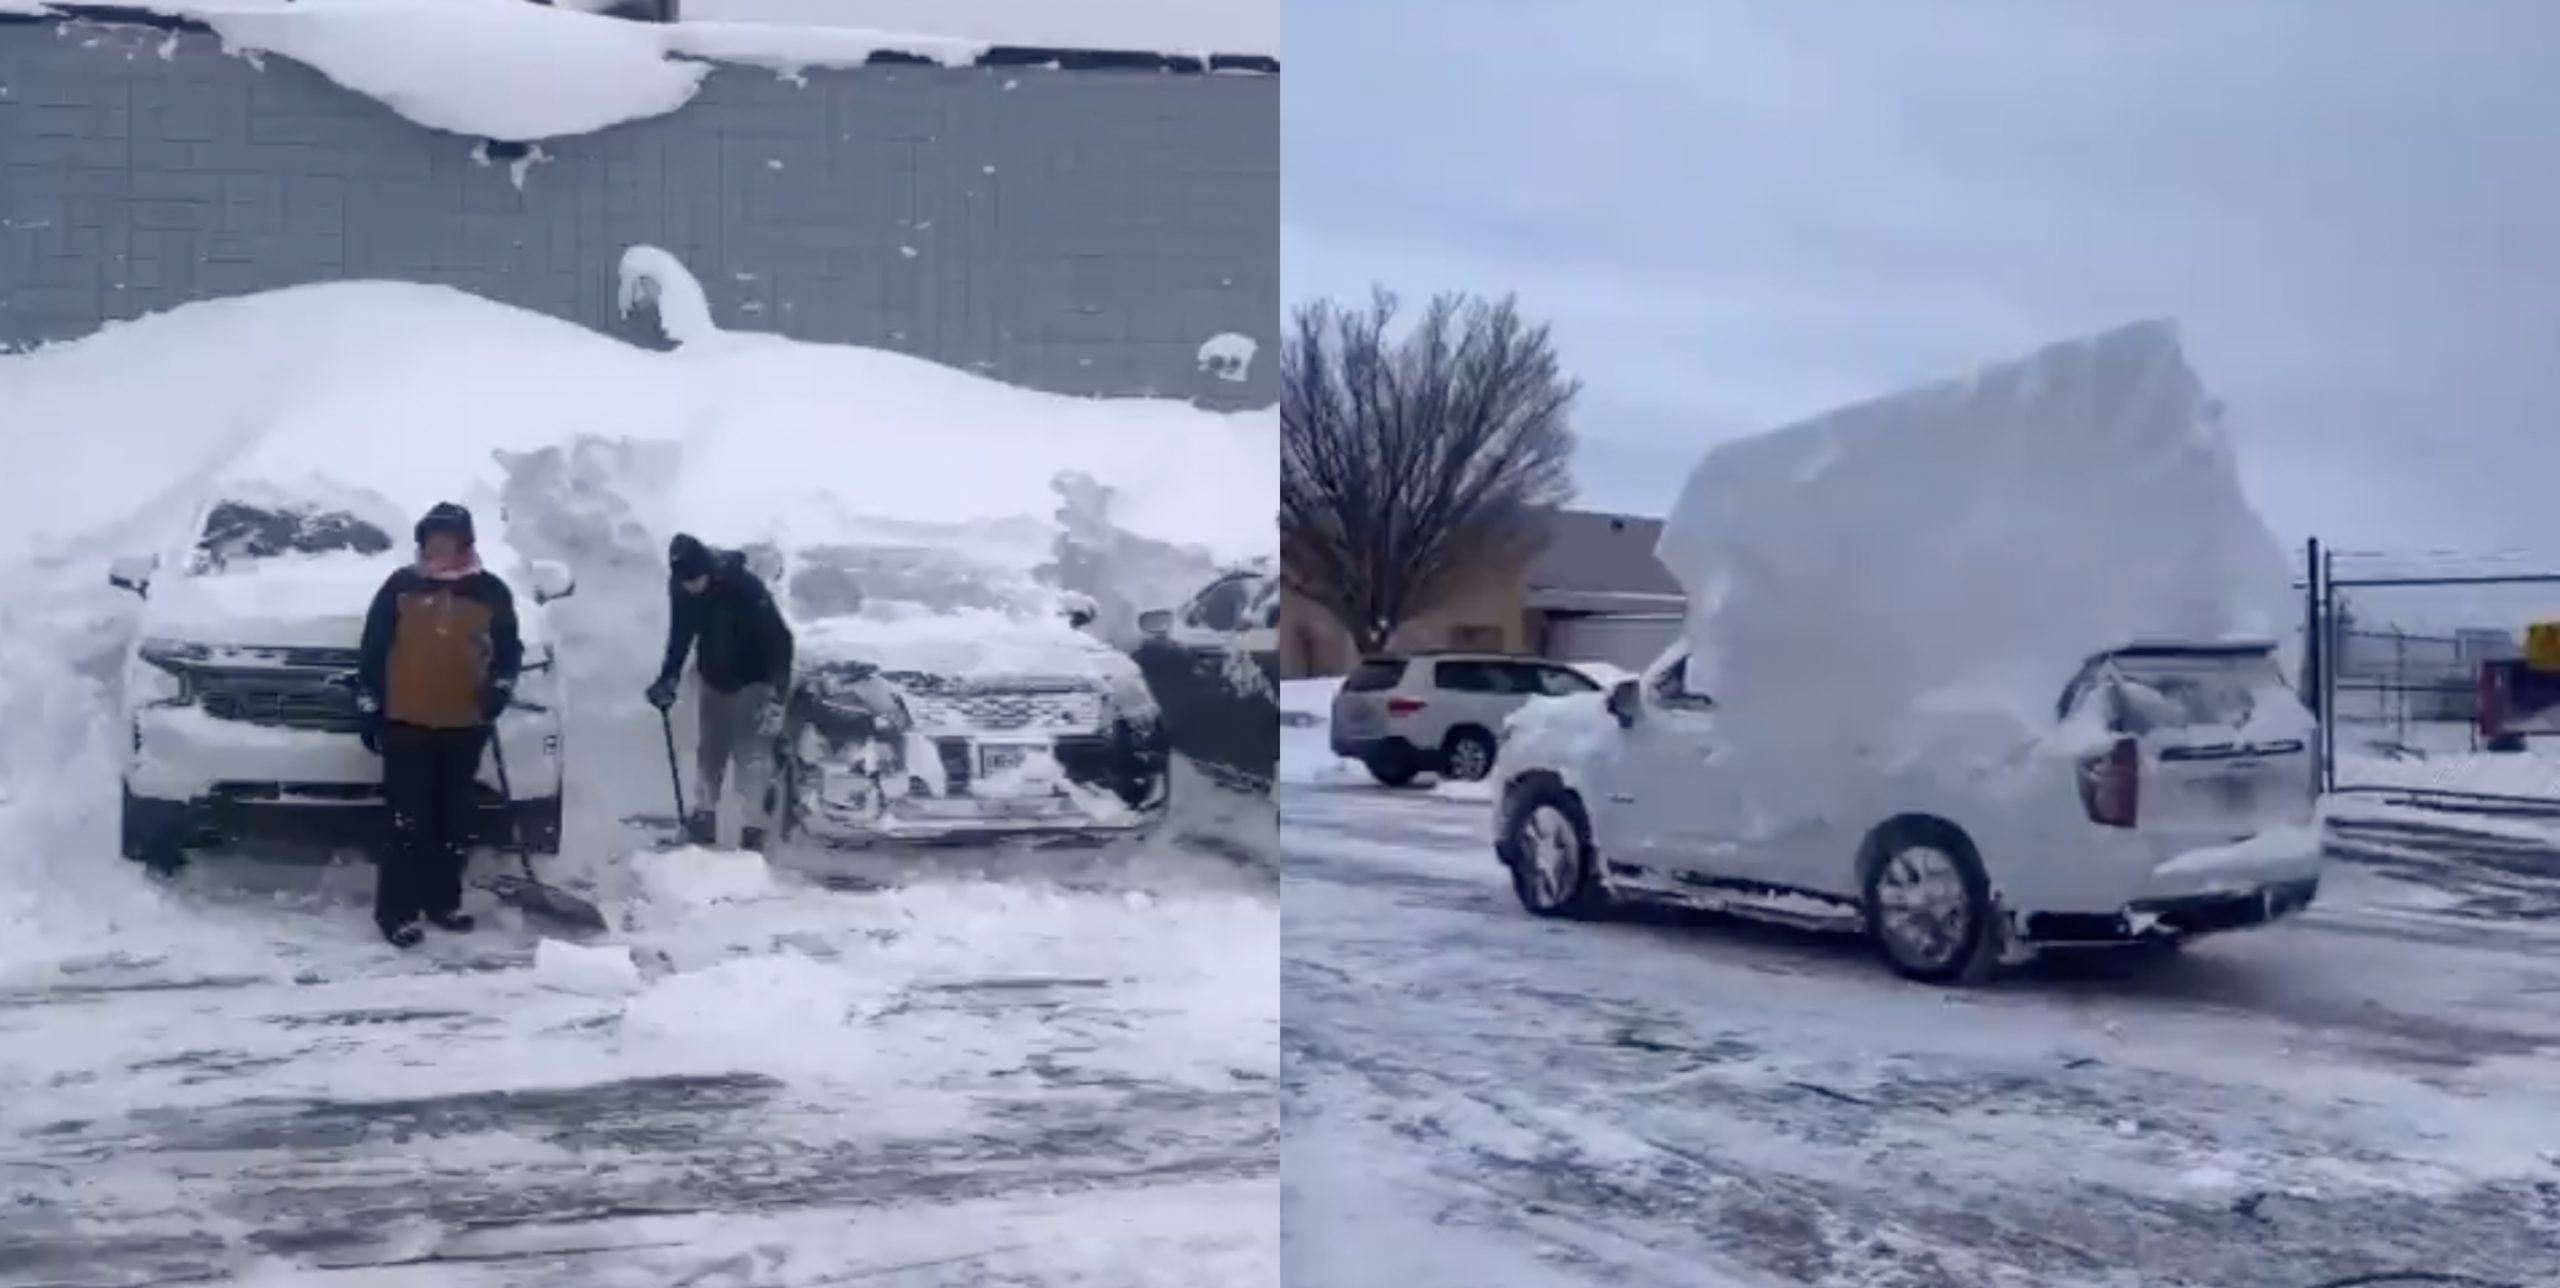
[1494, 639, 2322, 983]
[764, 540, 1171, 845]
[112, 488, 576, 867]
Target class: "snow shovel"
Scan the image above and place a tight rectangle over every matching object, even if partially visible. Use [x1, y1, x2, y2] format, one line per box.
[478, 733, 610, 936]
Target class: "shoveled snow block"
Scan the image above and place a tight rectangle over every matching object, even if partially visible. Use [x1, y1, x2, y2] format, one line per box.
[1654, 319, 2294, 744]
[533, 937, 642, 996]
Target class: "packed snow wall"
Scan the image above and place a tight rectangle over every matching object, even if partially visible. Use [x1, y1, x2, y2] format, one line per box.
[0, 8, 1278, 409]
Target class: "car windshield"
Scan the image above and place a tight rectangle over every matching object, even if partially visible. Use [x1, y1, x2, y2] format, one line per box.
[786, 544, 1031, 619]
[196, 501, 393, 565]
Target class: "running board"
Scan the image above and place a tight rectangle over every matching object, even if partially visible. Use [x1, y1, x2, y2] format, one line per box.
[1606, 861, 1864, 932]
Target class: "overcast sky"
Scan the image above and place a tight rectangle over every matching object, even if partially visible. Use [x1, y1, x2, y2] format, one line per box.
[1284, 0, 2560, 568]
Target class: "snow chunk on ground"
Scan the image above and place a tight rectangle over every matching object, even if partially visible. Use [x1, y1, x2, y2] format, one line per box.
[193, 0, 712, 142]
[533, 937, 642, 995]
[1278, 677, 1368, 787]
[621, 949, 898, 1074]
[628, 846, 778, 909]
[1656, 320, 2293, 752]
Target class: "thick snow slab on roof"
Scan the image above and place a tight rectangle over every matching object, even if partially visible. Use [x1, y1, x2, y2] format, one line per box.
[0, 266, 1273, 571]
[687, 0, 1276, 58]
[1655, 320, 2294, 739]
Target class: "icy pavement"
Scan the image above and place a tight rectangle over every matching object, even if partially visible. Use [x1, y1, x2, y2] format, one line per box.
[0, 729, 1276, 1288]
[1280, 780, 2560, 1288]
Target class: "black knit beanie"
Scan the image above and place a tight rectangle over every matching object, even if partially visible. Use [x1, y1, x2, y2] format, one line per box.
[669, 533, 714, 579]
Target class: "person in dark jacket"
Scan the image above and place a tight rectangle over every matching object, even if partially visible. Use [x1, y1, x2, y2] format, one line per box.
[647, 533, 794, 850]
[353, 502, 523, 948]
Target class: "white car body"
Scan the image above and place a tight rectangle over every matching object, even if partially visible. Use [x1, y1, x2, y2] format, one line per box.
[1329, 653, 1610, 784]
[116, 489, 572, 859]
[1497, 640, 2320, 962]
[761, 541, 1172, 845]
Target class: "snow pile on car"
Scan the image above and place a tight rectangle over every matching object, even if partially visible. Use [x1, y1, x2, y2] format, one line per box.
[1655, 319, 2295, 750]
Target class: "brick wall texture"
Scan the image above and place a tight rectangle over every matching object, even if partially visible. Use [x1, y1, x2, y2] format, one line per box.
[0, 17, 1278, 408]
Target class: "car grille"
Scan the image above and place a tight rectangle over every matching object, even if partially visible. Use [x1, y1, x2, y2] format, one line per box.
[901, 689, 1105, 733]
[194, 668, 364, 734]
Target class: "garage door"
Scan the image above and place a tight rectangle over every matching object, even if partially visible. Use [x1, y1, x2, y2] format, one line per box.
[1546, 614, 1683, 673]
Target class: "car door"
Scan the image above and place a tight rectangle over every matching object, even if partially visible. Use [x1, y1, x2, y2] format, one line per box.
[1585, 652, 1744, 879]
[1428, 658, 1516, 747]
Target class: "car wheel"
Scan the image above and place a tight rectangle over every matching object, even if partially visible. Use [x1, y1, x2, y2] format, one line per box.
[1441, 727, 1498, 782]
[1501, 787, 1610, 918]
[1364, 746, 1421, 788]
[1862, 827, 1996, 985]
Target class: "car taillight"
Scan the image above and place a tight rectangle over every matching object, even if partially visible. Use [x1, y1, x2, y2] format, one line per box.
[2079, 737, 2141, 828]
[1386, 696, 1427, 718]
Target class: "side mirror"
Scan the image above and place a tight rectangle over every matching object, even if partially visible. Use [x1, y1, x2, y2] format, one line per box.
[1138, 609, 1173, 639]
[1605, 679, 1641, 729]
[108, 555, 157, 599]
[528, 559, 577, 605]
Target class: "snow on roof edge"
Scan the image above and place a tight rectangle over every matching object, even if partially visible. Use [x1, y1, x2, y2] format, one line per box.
[4, 2, 1281, 70]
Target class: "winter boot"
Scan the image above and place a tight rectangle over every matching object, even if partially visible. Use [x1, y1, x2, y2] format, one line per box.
[684, 810, 717, 846]
[381, 920, 424, 949]
[426, 910, 476, 933]
[739, 825, 767, 854]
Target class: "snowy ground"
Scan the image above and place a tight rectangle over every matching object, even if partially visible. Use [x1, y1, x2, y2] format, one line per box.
[0, 276, 1277, 1285]
[1280, 704, 2560, 1288]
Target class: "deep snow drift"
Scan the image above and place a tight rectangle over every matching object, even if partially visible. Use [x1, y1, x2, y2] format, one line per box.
[1655, 320, 2297, 745]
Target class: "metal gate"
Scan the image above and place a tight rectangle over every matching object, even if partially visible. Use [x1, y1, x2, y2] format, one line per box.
[2303, 537, 2560, 812]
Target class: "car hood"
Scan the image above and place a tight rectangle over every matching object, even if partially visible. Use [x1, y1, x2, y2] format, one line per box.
[798, 610, 1142, 690]
[143, 552, 550, 651]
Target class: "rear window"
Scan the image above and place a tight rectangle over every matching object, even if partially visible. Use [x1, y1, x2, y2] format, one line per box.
[2090, 650, 2291, 734]
[1344, 659, 1407, 692]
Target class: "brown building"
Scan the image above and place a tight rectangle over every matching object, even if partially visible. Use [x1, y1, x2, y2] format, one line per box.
[1280, 509, 1687, 678]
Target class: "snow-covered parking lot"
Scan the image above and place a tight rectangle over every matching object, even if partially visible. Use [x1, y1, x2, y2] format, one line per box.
[1280, 722, 2560, 1288]
[0, 270, 1278, 1286]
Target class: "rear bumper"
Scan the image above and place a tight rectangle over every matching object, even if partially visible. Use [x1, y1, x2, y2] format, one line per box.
[1329, 732, 1421, 762]
[2017, 877, 2321, 945]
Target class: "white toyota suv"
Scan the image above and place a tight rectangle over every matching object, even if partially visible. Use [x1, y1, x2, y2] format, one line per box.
[111, 488, 577, 869]
[1493, 639, 2322, 983]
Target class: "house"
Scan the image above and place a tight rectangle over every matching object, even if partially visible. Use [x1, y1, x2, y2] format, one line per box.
[1279, 508, 1687, 678]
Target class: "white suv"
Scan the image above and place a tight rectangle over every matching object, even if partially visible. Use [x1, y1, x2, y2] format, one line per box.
[112, 488, 576, 869]
[1331, 653, 1606, 785]
[1493, 639, 2323, 982]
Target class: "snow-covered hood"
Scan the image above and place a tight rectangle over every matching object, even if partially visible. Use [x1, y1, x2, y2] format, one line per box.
[798, 610, 1139, 690]
[143, 552, 550, 651]
[1654, 320, 2295, 750]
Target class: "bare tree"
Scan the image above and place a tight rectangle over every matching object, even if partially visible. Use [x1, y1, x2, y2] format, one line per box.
[1281, 287, 1579, 654]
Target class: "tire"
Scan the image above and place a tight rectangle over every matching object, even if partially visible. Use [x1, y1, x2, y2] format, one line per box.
[1440, 727, 1499, 783]
[1499, 785, 1611, 919]
[514, 792, 565, 856]
[119, 784, 187, 875]
[1861, 824, 1997, 985]
[1364, 745, 1422, 788]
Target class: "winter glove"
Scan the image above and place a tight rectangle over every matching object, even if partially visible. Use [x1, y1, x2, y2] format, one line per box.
[646, 678, 678, 711]
[479, 678, 514, 723]
[351, 686, 384, 756]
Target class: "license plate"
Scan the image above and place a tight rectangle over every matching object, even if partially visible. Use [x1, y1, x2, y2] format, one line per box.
[979, 744, 1036, 776]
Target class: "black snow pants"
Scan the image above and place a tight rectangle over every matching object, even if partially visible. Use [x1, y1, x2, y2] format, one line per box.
[376, 722, 490, 929]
